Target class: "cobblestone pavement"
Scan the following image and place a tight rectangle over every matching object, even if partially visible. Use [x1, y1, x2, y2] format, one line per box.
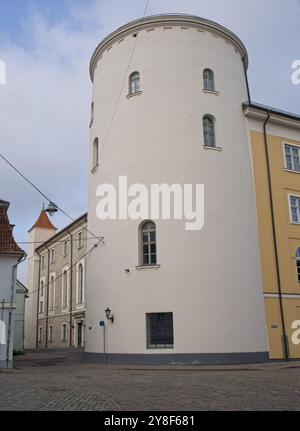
[0, 349, 300, 411]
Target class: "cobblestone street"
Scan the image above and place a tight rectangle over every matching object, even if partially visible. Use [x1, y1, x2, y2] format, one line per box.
[0, 350, 300, 411]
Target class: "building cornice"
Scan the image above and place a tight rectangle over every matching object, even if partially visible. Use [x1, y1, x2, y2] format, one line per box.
[243, 102, 300, 131]
[90, 14, 248, 81]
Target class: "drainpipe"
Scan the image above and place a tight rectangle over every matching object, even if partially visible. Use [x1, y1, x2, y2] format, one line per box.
[242, 56, 251, 104]
[35, 251, 41, 349]
[6, 254, 26, 367]
[45, 246, 50, 349]
[263, 112, 289, 361]
[67, 231, 73, 347]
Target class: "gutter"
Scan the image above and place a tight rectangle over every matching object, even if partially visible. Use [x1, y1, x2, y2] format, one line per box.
[242, 56, 251, 103]
[263, 112, 289, 361]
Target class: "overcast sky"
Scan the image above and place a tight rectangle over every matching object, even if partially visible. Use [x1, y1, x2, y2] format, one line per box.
[0, 0, 300, 282]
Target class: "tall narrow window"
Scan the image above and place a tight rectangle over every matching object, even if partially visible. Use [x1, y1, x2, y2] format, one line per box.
[62, 270, 68, 309]
[203, 68, 215, 91]
[285, 144, 300, 172]
[39, 327, 43, 343]
[49, 276, 55, 311]
[92, 138, 99, 170]
[91, 102, 94, 125]
[203, 115, 216, 147]
[78, 231, 83, 249]
[147, 313, 174, 349]
[78, 263, 84, 304]
[62, 324, 67, 341]
[290, 196, 300, 223]
[49, 325, 53, 343]
[39, 280, 44, 314]
[63, 240, 69, 257]
[296, 249, 300, 283]
[129, 72, 140, 95]
[141, 221, 157, 265]
[50, 249, 55, 264]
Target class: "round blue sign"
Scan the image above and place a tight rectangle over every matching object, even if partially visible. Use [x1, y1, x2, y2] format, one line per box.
[99, 321, 105, 327]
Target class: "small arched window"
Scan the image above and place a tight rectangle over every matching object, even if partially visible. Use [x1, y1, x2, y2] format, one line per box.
[129, 72, 140, 95]
[203, 68, 215, 91]
[92, 138, 99, 170]
[78, 263, 84, 304]
[62, 270, 68, 309]
[140, 221, 157, 265]
[296, 248, 300, 283]
[203, 115, 216, 147]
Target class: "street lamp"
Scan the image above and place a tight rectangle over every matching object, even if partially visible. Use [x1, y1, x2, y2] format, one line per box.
[45, 202, 58, 216]
[105, 307, 114, 323]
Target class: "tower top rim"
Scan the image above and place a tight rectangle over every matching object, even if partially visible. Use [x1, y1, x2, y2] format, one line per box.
[89, 14, 249, 81]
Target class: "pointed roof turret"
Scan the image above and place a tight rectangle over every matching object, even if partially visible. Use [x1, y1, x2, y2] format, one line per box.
[29, 210, 57, 232]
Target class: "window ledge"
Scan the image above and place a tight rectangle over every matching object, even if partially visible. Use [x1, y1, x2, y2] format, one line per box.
[91, 164, 99, 174]
[203, 89, 219, 96]
[203, 145, 222, 152]
[135, 264, 161, 271]
[127, 91, 142, 99]
[284, 169, 300, 175]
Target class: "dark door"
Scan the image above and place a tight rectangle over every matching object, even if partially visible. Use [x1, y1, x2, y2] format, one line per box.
[77, 322, 83, 348]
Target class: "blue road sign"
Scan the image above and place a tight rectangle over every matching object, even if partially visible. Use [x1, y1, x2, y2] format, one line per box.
[99, 321, 105, 327]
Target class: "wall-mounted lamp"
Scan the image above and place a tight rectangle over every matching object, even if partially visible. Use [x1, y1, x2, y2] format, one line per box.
[105, 307, 114, 323]
[125, 269, 130, 273]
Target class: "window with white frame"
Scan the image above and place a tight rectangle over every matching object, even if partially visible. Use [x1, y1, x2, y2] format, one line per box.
[49, 275, 55, 311]
[77, 263, 84, 305]
[290, 196, 300, 223]
[296, 248, 300, 283]
[41, 255, 45, 269]
[62, 324, 67, 341]
[285, 144, 300, 172]
[39, 327, 43, 343]
[140, 221, 157, 265]
[62, 270, 68, 309]
[39, 280, 44, 314]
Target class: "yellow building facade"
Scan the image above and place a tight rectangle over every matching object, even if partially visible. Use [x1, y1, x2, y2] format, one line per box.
[244, 102, 300, 360]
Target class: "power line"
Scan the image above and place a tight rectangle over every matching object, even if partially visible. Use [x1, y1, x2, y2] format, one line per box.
[0, 152, 102, 243]
[17, 236, 101, 245]
[98, 0, 151, 161]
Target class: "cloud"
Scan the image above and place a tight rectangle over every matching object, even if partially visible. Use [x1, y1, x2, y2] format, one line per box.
[0, 0, 299, 283]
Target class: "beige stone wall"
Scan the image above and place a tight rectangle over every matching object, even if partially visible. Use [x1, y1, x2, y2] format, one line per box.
[36, 218, 88, 348]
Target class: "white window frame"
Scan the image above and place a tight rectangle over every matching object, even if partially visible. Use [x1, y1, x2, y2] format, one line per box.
[61, 266, 70, 310]
[284, 142, 300, 173]
[288, 193, 300, 224]
[78, 231, 83, 249]
[41, 254, 45, 269]
[39, 327, 43, 343]
[76, 259, 85, 307]
[49, 273, 56, 313]
[63, 240, 69, 257]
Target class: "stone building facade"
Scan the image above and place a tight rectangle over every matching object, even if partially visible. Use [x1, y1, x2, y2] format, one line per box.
[25, 211, 88, 349]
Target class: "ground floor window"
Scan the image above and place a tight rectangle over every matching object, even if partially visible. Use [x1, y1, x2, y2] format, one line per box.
[49, 325, 53, 343]
[146, 313, 174, 349]
[62, 324, 67, 341]
[39, 327, 43, 343]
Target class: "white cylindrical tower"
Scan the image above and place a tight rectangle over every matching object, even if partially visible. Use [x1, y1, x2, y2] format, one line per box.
[86, 14, 268, 364]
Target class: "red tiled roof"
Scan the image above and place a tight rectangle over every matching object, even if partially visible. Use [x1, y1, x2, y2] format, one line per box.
[0, 200, 24, 256]
[29, 210, 57, 232]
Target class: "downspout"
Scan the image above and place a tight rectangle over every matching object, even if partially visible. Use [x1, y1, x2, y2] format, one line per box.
[67, 231, 73, 347]
[263, 112, 289, 361]
[35, 251, 41, 349]
[242, 56, 251, 103]
[45, 246, 50, 349]
[6, 254, 26, 367]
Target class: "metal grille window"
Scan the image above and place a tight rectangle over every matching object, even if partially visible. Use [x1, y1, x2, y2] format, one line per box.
[285, 144, 300, 172]
[147, 313, 174, 349]
[290, 196, 300, 223]
[203, 68, 215, 91]
[203, 115, 216, 147]
[141, 221, 157, 265]
[129, 72, 140, 95]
